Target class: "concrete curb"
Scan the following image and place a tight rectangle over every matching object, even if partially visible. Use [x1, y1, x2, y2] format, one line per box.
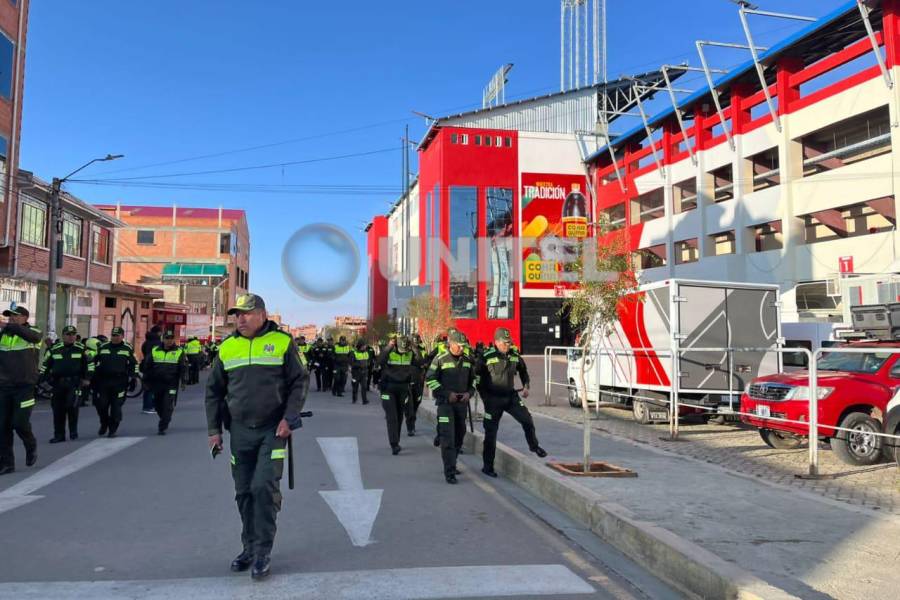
[422, 404, 797, 600]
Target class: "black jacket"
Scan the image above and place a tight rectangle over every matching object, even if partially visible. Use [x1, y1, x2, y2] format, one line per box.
[425, 350, 476, 404]
[377, 347, 421, 388]
[41, 341, 89, 382]
[476, 347, 530, 397]
[0, 322, 43, 386]
[205, 320, 308, 435]
[145, 344, 189, 388]
[94, 341, 139, 383]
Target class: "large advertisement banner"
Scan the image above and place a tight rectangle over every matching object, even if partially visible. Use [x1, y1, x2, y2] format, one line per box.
[521, 172, 589, 289]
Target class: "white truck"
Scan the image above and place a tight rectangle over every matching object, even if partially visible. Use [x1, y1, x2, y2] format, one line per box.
[566, 279, 782, 423]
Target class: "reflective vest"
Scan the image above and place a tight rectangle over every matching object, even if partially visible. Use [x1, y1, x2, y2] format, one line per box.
[218, 329, 292, 371]
[185, 339, 202, 355]
[387, 351, 413, 365]
[151, 346, 185, 364]
[353, 350, 369, 361]
[333, 344, 351, 355]
[298, 343, 311, 354]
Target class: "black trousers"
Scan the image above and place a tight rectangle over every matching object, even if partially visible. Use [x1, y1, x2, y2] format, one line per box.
[380, 386, 408, 448]
[51, 379, 80, 439]
[482, 394, 540, 470]
[332, 367, 348, 396]
[437, 402, 468, 476]
[0, 385, 36, 468]
[187, 356, 201, 384]
[405, 380, 423, 433]
[96, 380, 128, 432]
[366, 368, 374, 390]
[313, 366, 324, 391]
[322, 366, 333, 390]
[150, 383, 178, 432]
[229, 422, 286, 556]
[351, 369, 368, 403]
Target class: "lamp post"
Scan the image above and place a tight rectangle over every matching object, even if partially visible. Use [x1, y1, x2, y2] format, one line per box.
[46, 154, 124, 338]
[210, 277, 228, 341]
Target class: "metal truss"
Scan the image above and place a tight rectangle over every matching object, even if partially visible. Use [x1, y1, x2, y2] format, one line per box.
[857, 0, 893, 90]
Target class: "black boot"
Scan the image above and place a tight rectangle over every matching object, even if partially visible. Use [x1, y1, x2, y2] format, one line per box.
[230, 549, 253, 572]
[25, 447, 37, 467]
[532, 446, 548, 458]
[251, 555, 271, 581]
[0, 465, 14, 475]
[98, 424, 108, 436]
[482, 466, 498, 478]
[391, 445, 401, 456]
[49, 437, 66, 444]
[445, 473, 458, 484]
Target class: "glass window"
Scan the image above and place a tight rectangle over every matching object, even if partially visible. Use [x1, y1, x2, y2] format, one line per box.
[450, 133, 458, 144]
[20, 201, 46, 247]
[486, 188, 513, 320]
[817, 350, 889, 374]
[0, 34, 12, 100]
[460, 134, 468, 145]
[474, 135, 481, 146]
[504, 137, 512, 147]
[62, 214, 82, 256]
[219, 233, 231, 254]
[449, 186, 478, 319]
[137, 230, 155, 245]
[485, 136, 493, 147]
[92, 227, 110, 264]
[0, 135, 7, 161]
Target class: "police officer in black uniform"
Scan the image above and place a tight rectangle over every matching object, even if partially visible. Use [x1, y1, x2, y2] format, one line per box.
[425, 330, 476, 484]
[322, 337, 335, 391]
[93, 326, 139, 437]
[350, 339, 371, 404]
[476, 327, 547, 477]
[42, 325, 89, 443]
[377, 335, 419, 455]
[310, 338, 326, 392]
[206, 293, 308, 581]
[144, 331, 188, 435]
[331, 336, 351, 397]
[0, 306, 41, 474]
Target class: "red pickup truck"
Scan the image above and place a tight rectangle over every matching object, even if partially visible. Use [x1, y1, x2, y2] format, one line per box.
[740, 341, 900, 466]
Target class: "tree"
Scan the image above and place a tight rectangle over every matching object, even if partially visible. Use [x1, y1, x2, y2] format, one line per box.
[366, 313, 396, 345]
[321, 325, 354, 343]
[563, 223, 638, 473]
[405, 293, 453, 351]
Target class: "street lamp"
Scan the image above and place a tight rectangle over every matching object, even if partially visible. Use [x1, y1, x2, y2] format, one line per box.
[45, 154, 124, 337]
[210, 277, 228, 341]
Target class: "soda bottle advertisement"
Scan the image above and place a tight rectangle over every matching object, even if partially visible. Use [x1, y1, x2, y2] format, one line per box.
[520, 172, 590, 289]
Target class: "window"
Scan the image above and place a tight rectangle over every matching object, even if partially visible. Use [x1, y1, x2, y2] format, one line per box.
[104, 296, 117, 309]
[801, 106, 890, 176]
[92, 226, 111, 264]
[783, 340, 811, 369]
[20, 201, 46, 247]
[219, 233, 232, 254]
[474, 135, 482, 146]
[460, 134, 468, 145]
[636, 244, 667, 269]
[747, 147, 779, 192]
[0, 34, 13, 100]
[795, 281, 840, 311]
[750, 221, 782, 252]
[140, 301, 150, 309]
[710, 164, 733, 202]
[674, 238, 699, 265]
[0, 288, 25, 303]
[62, 214, 82, 257]
[599, 203, 625, 231]
[709, 231, 735, 256]
[817, 351, 889, 374]
[801, 198, 895, 244]
[0, 135, 7, 161]
[486, 188, 513, 320]
[630, 188, 664, 224]
[76, 295, 92, 308]
[674, 178, 697, 213]
[450, 133, 458, 144]
[136, 230, 155, 245]
[449, 186, 478, 319]
[504, 137, 512, 147]
[485, 136, 493, 147]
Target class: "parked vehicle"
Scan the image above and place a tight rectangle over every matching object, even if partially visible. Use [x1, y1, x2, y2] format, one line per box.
[567, 279, 781, 423]
[741, 340, 900, 466]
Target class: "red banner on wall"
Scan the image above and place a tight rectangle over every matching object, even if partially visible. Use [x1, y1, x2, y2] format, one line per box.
[521, 172, 589, 289]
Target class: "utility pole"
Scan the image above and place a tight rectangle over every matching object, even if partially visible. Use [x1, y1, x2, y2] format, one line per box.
[44, 154, 124, 338]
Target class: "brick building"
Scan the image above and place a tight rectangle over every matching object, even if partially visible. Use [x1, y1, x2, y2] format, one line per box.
[0, 0, 28, 255]
[96, 204, 250, 338]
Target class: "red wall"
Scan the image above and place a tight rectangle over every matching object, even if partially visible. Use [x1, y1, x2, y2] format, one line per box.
[366, 216, 389, 321]
[418, 127, 521, 346]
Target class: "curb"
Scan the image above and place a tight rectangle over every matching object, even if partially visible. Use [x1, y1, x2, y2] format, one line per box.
[422, 403, 797, 600]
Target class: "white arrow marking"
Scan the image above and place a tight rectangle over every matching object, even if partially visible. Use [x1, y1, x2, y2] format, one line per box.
[0, 437, 144, 515]
[317, 437, 383, 547]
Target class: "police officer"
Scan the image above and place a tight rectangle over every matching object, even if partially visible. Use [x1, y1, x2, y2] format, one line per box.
[185, 336, 202, 384]
[82, 336, 100, 406]
[322, 337, 335, 391]
[206, 294, 308, 581]
[377, 335, 419, 455]
[405, 333, 428, 437]
[310, 338, 326, 392]
[331, 336, 351, 397]
[425, 330, 476, 484]
[93, 326, 139, 438]
[0, 306, 41, 474]
[296, 336, 311, 367]
[366, 342, 377, 390]
[144, 331, 188, 435]
[42, 325, 89, 443]
[350, 339, 371, 405]
[476, 327, 547, 478]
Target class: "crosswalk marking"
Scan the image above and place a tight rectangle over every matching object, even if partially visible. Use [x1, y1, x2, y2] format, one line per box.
[0, 564, 595, 599]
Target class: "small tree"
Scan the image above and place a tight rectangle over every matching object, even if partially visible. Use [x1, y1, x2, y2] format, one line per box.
[563, 225, 637, 473]
[321, 324, 354, 342]
[366, 313, 396, 345]
[405, 293, 453, 352]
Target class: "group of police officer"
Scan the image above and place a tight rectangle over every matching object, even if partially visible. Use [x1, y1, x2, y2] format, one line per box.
[299, 335, 378, 399]
[0, 305, 214, 476]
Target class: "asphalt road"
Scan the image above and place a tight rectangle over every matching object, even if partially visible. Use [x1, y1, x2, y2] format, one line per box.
[0, 373, 680, 600]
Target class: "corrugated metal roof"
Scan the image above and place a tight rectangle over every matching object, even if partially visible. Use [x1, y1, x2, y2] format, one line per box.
[586, 0, 864, 163]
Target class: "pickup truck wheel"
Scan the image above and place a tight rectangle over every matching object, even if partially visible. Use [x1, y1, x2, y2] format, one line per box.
[831, 412, 883, 466]
[632, 400, 652, 424]
[759, 428, 802, 450]
[567, 380, 580, 408]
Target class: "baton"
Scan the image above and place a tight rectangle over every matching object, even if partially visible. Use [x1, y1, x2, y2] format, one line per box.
[467, 397, 474, 433]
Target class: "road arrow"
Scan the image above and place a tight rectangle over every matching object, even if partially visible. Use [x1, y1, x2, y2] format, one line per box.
[317, 437, 383, 547]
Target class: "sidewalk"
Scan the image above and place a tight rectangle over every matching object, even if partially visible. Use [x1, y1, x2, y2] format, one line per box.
[426, 399, 900, 600]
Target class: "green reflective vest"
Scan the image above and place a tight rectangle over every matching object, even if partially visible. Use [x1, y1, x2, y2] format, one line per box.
[218, 329, 291, 371]
[151, 346, 185, 364]
[185, 339, 202, 355]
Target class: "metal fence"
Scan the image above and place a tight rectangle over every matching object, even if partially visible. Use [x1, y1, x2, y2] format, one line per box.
[543, 343, 900, 477]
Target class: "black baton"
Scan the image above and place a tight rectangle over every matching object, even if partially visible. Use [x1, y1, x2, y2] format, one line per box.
[288, 435, 294, 490]
[467, 397, 474, 433]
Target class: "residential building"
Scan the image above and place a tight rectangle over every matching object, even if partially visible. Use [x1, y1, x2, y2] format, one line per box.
[291, 323, 318, 340]
[96, 204, 250, 338]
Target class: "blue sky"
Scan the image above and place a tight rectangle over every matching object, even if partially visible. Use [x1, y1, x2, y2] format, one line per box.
[21, 0, 836, 326]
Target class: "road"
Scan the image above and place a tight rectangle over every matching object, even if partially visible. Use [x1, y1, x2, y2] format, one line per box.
[0, 373, 680, 600]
